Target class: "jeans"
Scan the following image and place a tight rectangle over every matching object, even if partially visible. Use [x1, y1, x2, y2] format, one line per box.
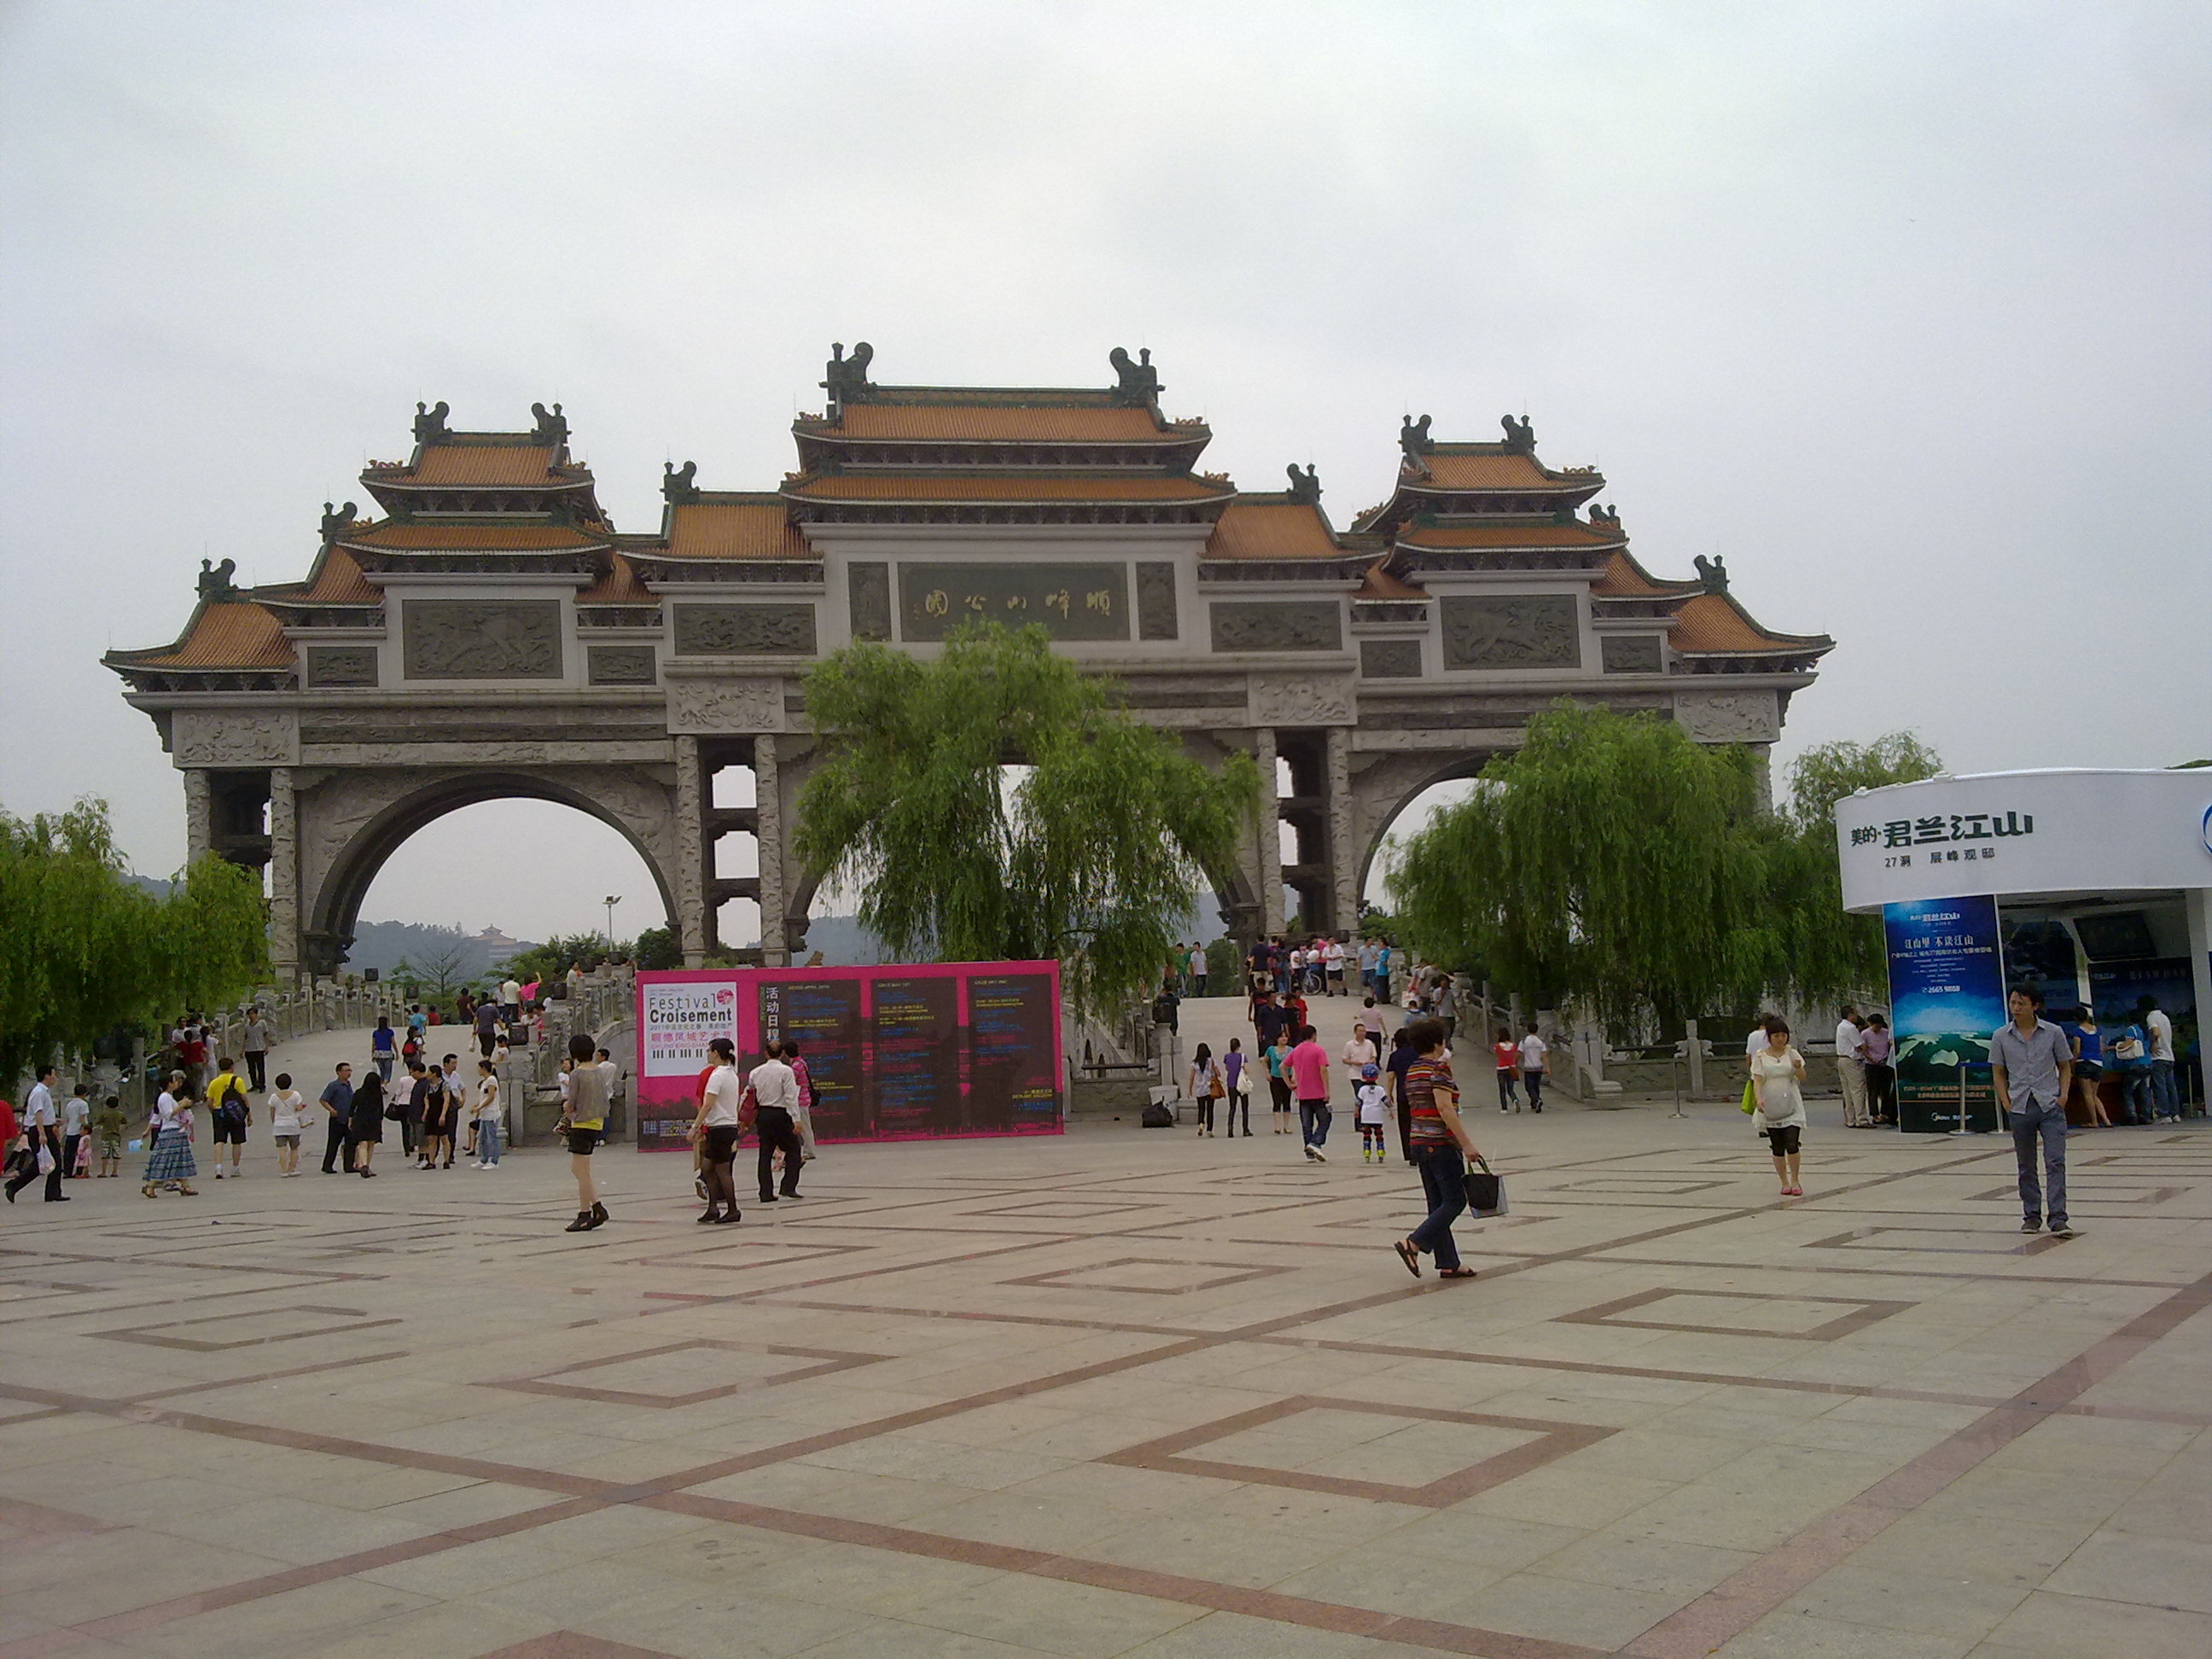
[1298, 1099, 1331, 1149]
[2009, 1096, 2067, 1228]
[2150, 1060, 2179, 1120]
[1495, 1070, 1518, 1109]
[244, 1051, 267, 1091]
[2120, 1068, 2154, 1124]
[1225, 1091, 1250, 1135]
[1411, 1145, 1467, 1270]
[374, 1055, 394, 1082]
[1524, 1071, 1545, 1110]
[476, 1119, 501, 1165]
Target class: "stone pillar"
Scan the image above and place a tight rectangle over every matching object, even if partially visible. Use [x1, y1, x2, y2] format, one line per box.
[1749, 743, 1774, 815]
[182, 768, 212, 867]
[1253, 727, 1284, 937]
[672, 736, 709, 967]
[1325, 725, 1355, 934]
[268, 768, 299, 987]
[755, 735, 786, 966]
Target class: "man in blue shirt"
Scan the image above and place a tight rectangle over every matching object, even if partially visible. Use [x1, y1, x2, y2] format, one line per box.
[317, 1064, 355, 1176]
[1990, 986, 2076, 1239]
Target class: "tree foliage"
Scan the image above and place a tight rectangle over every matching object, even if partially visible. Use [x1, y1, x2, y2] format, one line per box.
[1387, 707, 1942, 1027]
[0, 799, 268, 1086]
[795, 623, 1260, 1014]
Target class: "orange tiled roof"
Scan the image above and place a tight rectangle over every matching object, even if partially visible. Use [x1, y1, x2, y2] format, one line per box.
[1406, 451, 1592, 491]
[1398, 521, 1621, 550]
[375, 445, 568, 486]
[119, 603, 295, 670]
[1205, 501, 1341, 561]
[786, 474, 1229, 503]
[1354, 560, 1429, 600]
[1668, 592, 1829, 653]
[300, 548, 380, 603]
[1590, 550, 1696, 599]
[346, 523, 603, 550]
[664, 502, 811, 560]
[578, 555, 653, 602]
[824, 405, 1171, 442]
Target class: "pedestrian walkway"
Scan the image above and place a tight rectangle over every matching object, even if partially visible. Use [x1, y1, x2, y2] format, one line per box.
[2, 1062, 2206, 1658]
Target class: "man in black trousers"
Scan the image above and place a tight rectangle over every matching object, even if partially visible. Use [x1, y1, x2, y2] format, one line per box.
[317, 1062, 354, 1174]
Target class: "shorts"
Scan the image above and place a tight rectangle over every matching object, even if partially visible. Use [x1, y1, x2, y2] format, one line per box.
[2075, 1060, 2101, 1079]
[272, 1133, 300, 1149]
[704, 1124, 742, 1161]
[98, 1137, 123, 1159]
[214, 1121, 247, 1145]
[564, 1126, 604, 1156]
[1763, 1124, 1802, 1156]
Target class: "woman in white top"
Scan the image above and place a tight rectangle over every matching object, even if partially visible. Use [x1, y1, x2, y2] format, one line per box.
[690, 1037, 746, 1224]
[471, 1063, 503, 1167]
[1186, 1044, 1225, 1137]
[266, 1072, 308, 1177]
[1749, 1017, 1809, 1197]
[1340, 1022, 1378, 1111]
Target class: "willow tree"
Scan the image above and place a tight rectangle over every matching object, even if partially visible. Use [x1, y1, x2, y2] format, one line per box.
[0, 799, 269, 1084]
[1391, 702, 1770, 1027]
[795, 622, 1260, 1013]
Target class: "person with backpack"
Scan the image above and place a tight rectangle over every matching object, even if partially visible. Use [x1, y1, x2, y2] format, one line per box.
[206, 1057, 251, 1179]
[2110, 1015, 2155, 1125]
[1186, 1043, 1225, 1138]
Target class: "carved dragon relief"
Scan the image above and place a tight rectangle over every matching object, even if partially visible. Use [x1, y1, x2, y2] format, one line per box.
[172, 710, 299, 766]
[665, 676, 788, 735]
[1674, 690, 1779, 743]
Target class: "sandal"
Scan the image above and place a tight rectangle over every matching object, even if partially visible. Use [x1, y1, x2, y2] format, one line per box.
[1393, 1237, 1422, 1277]
[1438, 1266, 1478, 1279]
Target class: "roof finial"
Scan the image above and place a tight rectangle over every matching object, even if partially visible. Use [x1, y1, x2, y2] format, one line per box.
[1109, 346, 1161, 405]
[1694, 553, 1729, 593]
[196, 556, 241, 602]
[822, 341, 874, 409]
[662, 460, 701, 505]
[1398, 413, 1434, 476]
[1501, 413, 1534, 452]
[1285, 463, 1321, 504]
[531, 401, 569, 445]
[412, 400, 450, 445]
[320, 501, 358, 539]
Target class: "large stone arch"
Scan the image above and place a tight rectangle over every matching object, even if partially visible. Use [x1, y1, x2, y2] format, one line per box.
[1346, 748, 1500, 913]
[294, 765, 680, 976]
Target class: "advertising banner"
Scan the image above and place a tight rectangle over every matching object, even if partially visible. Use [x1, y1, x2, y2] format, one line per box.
[1884, 895, 2008, 1132]
[632, 960, 1063, 1151]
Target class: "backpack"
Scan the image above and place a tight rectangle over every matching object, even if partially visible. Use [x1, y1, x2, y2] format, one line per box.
[211, 1075, 247, 1126]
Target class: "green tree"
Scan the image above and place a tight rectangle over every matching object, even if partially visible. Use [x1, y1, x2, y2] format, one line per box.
[631, 925, 682, 972]
[795, 622, 1260, 1013]
[1390, 703, 1766, 1026]
[0, 799, 268, 1086]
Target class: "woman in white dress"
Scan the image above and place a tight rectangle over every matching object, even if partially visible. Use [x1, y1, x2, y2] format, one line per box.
[1750, 1017, 1809, 1197]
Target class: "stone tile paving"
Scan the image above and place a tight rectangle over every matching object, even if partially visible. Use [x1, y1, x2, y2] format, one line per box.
[1, 1004, 2206, 1658]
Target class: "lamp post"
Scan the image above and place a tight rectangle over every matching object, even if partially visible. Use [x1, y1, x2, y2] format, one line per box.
[602, 894, 621, 952]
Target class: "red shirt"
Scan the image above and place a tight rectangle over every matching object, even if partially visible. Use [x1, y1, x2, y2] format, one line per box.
[1406, 1057, 1458, 1147]
[1493, 1040, 1519, 1074]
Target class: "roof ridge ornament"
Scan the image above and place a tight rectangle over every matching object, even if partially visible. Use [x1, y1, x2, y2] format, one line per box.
[663, 460, 701, 505]
[1285, 463, 1321, 504]
[1694, 553, 1729, 593]
[531, 401, 568, 445]
[822, 341, 874, 410]
[1590, 502, 1619, 523]
[196, 557, 241, 602]
[1109, 346, 1161, 405]
[1398, 414, 1434, 477]
[412, 400, 451, 445]
[1501, 414, 1535, 452]
[320, 501, 358, 540]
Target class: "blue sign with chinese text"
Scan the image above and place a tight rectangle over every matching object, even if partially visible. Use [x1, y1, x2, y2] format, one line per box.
[1884, 894, 2008, 1132]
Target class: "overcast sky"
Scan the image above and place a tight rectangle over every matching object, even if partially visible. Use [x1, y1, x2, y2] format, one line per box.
[3, 2, 2206, 944]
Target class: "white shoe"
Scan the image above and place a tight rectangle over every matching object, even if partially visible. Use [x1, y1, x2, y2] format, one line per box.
[471, 1161, 485, 1169]
[213, 1168, 224, 1179]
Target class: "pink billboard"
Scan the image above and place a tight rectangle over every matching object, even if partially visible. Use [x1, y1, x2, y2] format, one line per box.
[633, 960, 1063, 1151]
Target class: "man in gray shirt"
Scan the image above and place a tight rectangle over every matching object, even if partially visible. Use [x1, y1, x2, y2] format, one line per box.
[1990, 985, 2075, 1239]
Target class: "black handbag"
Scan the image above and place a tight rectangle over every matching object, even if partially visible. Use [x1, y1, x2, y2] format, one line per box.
[1463, 1155, 1506, 1217]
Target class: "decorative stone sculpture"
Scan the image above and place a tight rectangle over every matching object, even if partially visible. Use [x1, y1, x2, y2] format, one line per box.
[822, 341, 874, 406]
[1284, 463, 1321, 504]
[196, 557, 241, 602]
[1500, 414, 1535, 451]
[1693, 554, 1729, 593]
[1398, 414, 1434, 466]
[1109, 346, 1160, 404]
[412, 400, 450, 444]
[662, 460, 701, 504]
[319, 501, 358, 539]
[531, 401, 569, 445]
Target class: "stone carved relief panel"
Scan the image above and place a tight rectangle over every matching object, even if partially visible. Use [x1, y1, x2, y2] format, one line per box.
[1136, 562, 1179, 641]
[848, 563, 892, 642]
[666, 676, 787, 735]
[1674, 690, 1779, 742]
[1441, 595, 1580, 671]
[172, 710, 299, 766]
[1210, 601, 1342, 653]
[672, 603, 818, 656]
[1359, 640, 1423, 679]
[1601, 635, 1663, 674]
[401, 600, 562, 680]
[305, 647, 378, 689]
[587, 646, 657, 685]
[1249, 673, 1354, 727]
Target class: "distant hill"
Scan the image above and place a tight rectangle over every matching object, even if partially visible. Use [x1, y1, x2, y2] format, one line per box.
[341, 920, 538, 979]
[794, 895, 1225, 967]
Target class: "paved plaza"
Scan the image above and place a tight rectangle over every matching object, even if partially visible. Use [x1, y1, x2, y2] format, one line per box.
[3, 1010, 2208, 1659]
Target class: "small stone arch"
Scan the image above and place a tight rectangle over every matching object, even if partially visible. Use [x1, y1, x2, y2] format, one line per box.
[296, 766, 679, 976]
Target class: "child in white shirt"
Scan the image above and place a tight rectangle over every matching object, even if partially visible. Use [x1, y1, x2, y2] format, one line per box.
[1356, 1065, 1389, 1162]
[266, 1073, 308, 1177]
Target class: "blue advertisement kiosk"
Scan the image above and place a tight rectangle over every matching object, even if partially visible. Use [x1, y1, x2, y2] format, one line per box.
[1837, 769, 2212, 1132]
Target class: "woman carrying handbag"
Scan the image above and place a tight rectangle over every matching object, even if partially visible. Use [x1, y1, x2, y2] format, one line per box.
[1391, 1017, 1481, 1280]
[1186, 1044, 1225, 1138]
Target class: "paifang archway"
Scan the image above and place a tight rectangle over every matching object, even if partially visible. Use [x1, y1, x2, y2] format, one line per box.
[108, 352, 1831, 981]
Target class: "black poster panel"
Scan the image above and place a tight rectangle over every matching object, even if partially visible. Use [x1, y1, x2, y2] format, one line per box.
[760, 977, 866, 1140]
[967, 974, 1058, 1132]
[870, 976, 963, 1136]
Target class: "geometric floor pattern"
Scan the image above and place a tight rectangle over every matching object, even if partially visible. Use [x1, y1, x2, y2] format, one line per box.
[3, 1027, 2209, 1657]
